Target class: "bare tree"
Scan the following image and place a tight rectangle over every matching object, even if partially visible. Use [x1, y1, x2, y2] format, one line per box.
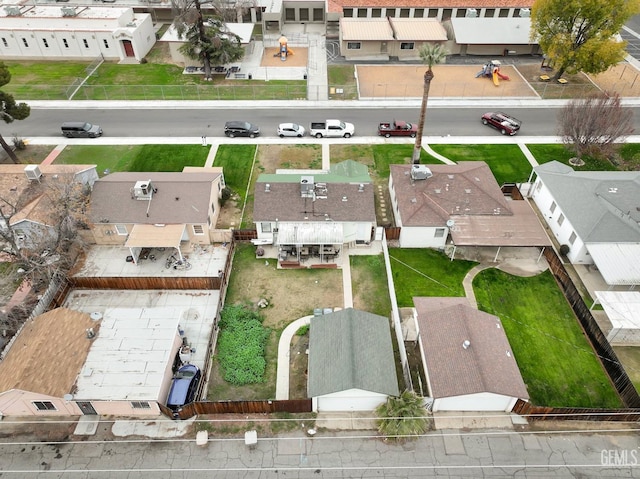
[0, 62, 30, 164]
[559, 92, 634, 160]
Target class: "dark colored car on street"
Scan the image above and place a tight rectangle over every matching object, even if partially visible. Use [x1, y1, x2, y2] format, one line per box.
[224, 121, 260, 138]
[166, 364, 201, 418]
[481, 112, 521, 135]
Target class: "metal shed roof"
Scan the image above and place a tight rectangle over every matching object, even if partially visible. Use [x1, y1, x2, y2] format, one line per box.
[586, 243, 640, 286]
[124, 224, 185, 249]
[277, 222, 343, 245]
[595, 291, 640, 331]
[389, 18, 447, 41]
[451, 17, 532, 45]
[340, 17, 394, 41]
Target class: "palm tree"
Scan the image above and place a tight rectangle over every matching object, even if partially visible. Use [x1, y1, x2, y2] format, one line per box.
[412, 44, 447, 164]
[375, 390, 430, 441]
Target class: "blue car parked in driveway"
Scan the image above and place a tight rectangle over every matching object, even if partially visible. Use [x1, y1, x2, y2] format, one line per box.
[166, 364, 201, 418]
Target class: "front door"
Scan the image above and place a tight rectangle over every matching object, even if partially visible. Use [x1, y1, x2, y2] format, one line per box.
[380, 42, 387, 53]
[76, 401, 97, 415]
[122, 40, 135, 57]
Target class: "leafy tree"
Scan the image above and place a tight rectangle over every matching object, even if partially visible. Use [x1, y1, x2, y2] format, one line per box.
[559, 92, 634, 159]
[172, 0, 245, 80]
[412, 44, 447, 165]
[0, 62, 30, 164]
[531, 0, 640, 80]
[375, 390, 430, 440]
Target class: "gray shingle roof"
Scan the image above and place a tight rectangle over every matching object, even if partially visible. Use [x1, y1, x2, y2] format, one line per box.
[308, 308, 400, 398]
[89, 172, 221, 225]
[414, 297, 529, 400]
[534, 161, 640, 242]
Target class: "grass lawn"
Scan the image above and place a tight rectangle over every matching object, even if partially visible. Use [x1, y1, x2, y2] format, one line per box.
[526, 144, 617, 171]
[4, 61, 92, 99]
[327, 65, 358, 100]
[373, 144, 440, 178]
[612, 347, 640, 394]
[53, 145, 208, 174]
[388, 248, 477, 307]
[212, 145, 256, 224]
[429, 144, 533, 184]
[473, 268, 621, 408]
[350, 255, 392, 317]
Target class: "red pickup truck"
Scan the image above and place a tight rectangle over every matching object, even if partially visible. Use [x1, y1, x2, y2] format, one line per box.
[378, 120, 418, 138]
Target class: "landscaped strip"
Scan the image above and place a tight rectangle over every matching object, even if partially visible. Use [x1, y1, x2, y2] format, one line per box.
[350, 254, 392, 317]
[473, 268, 621, 408]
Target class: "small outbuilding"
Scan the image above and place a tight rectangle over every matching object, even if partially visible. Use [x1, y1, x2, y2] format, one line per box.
[594, 291, 640, 345]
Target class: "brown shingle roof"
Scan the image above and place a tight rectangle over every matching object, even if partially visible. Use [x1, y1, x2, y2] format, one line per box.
[89, 172, 221, 225]
[414, 297, 529, 400]
[0, 308, 98, 397]
[253, 181, 376, 223]
[390, 162, 511, 227]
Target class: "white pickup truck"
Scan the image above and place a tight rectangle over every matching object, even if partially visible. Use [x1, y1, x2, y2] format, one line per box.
[309, 120, 355, 138]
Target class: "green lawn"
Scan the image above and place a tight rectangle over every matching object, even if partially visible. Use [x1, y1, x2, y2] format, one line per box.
[388, 248, 477, 307]
[428, 144, 533, 184]
[526, 144, 617, 170]
[212, 144, 256, 210]
[327, 65, 358, 100]
[53, 144, 208, 174]
[372, 144, 440, 178]
[473, 268, 621, 408]
[350, 255, 392, 317]
[5, 61, 93, 99]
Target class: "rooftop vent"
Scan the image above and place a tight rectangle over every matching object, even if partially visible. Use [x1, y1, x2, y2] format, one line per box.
[342, 196, 348, 202]
[410, 164, 433, 181]
[300, 176, 314, 198]
[358, 183, 364, 192]
[608, 187, 618, 193]
[61, 6, 78, 16]
[462, 340, 471, 349]
[265, 183, 271, 192]
[132, 180, 154, 200]
[466, 8, 478, 17]
[24, 165, 42, 181]
[519, 8, 530, 17]
[4, 6, 22, 16]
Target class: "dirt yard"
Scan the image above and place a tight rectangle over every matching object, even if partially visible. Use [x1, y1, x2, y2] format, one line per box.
[261, 47, 309, 68]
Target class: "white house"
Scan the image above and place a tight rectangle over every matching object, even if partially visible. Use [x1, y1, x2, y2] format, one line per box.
[389, 162, 550, 251]
[594, 291, 640, 345]
[0, 5, 154, 62]
[530, 161, 640, 287]
[253, 161, 377, 257]
[414, 297, 529, 412]
[308, 308, 399, 412]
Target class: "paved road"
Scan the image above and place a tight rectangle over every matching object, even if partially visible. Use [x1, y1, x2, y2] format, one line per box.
[1, 424, 639, 477]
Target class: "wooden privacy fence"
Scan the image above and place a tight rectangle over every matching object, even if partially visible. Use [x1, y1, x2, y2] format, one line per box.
[512, 399, 640, 422]
[384, 227, 400, 241]
[233, 229, 258, 241]
[173, 399, 312, 419]
[543, 248, 640, 408]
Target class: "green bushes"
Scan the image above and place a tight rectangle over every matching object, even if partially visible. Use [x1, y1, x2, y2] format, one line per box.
[217, 305, 270, 385]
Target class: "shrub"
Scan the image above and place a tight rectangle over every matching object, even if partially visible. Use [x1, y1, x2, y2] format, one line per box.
[296, 325, 309, 336]
[217, 305, 270, 385]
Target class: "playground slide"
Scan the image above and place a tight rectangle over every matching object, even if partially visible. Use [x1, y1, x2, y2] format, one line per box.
[492, 71, 499, 86]
[497, 71, 510, 81]
[287, 48, 294, 55]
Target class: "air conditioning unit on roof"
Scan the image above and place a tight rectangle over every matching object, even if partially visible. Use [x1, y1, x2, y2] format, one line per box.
[24, 165, 42, 181]
[519, 8, 530, 17]
[466, 8, 478, 17]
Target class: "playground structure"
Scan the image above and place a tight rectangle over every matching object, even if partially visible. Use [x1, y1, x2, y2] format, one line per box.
[476, 60, 510, 86]
[274, 35, 295, 61]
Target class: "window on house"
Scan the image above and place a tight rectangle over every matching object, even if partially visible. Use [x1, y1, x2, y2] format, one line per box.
[442, 9, 452, 20]
[357, 8, 367, 18]
[456, 9, 467, 17]
[63, 38, 69, 48]
[372, 8, 382, 17]
[434, 228, 445, 238]
[211, 202, 215, 214]
[550, 201, 556, 213]
[193, 225, 204, 235]
[400, 42, 415, 50]
[400, 8, 410, 17]
[347, 42, 361, 50]
[313, 8, 323, 21]
[207, 216, 212, 226]
[1, 38, 7, 47]
[343, 8, 353, 17]
[484, 8, 495, 17]
[414, 8, 424, 18]
[83, 39, 89, 48]
[386, 8, 396, 17]
[42, 38, 49, 48]
[33, 401, 56, 411]
[115, 225, 128, 235]
[285, 8, 295, 20]
[557, 213, 565, 226]
[261, 222, 272, 233]
[300, 8, 309, 21]
[569, 232, 577, 244]
[22, 38, 29, 48]
[103, 39, 109, 49]
[498, 8, 509, 17]
[131, 401, 151, 409]
[428, 9, 438, 18]
[514, 8, 521, 17]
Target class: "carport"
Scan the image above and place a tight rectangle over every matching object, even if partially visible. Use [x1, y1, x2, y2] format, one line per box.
[124, 224, 186, 264]
[585, 244, 640, 288]
[276, 222, 343, 262]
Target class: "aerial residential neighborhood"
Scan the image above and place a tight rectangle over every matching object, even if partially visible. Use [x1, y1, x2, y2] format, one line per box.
[0, 0, 639, 474]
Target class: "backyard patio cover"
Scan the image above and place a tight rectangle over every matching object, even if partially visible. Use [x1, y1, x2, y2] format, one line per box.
[276, 222, 343, 245]
[124, 224, 185, 249]
[586, 243, 640, 286]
